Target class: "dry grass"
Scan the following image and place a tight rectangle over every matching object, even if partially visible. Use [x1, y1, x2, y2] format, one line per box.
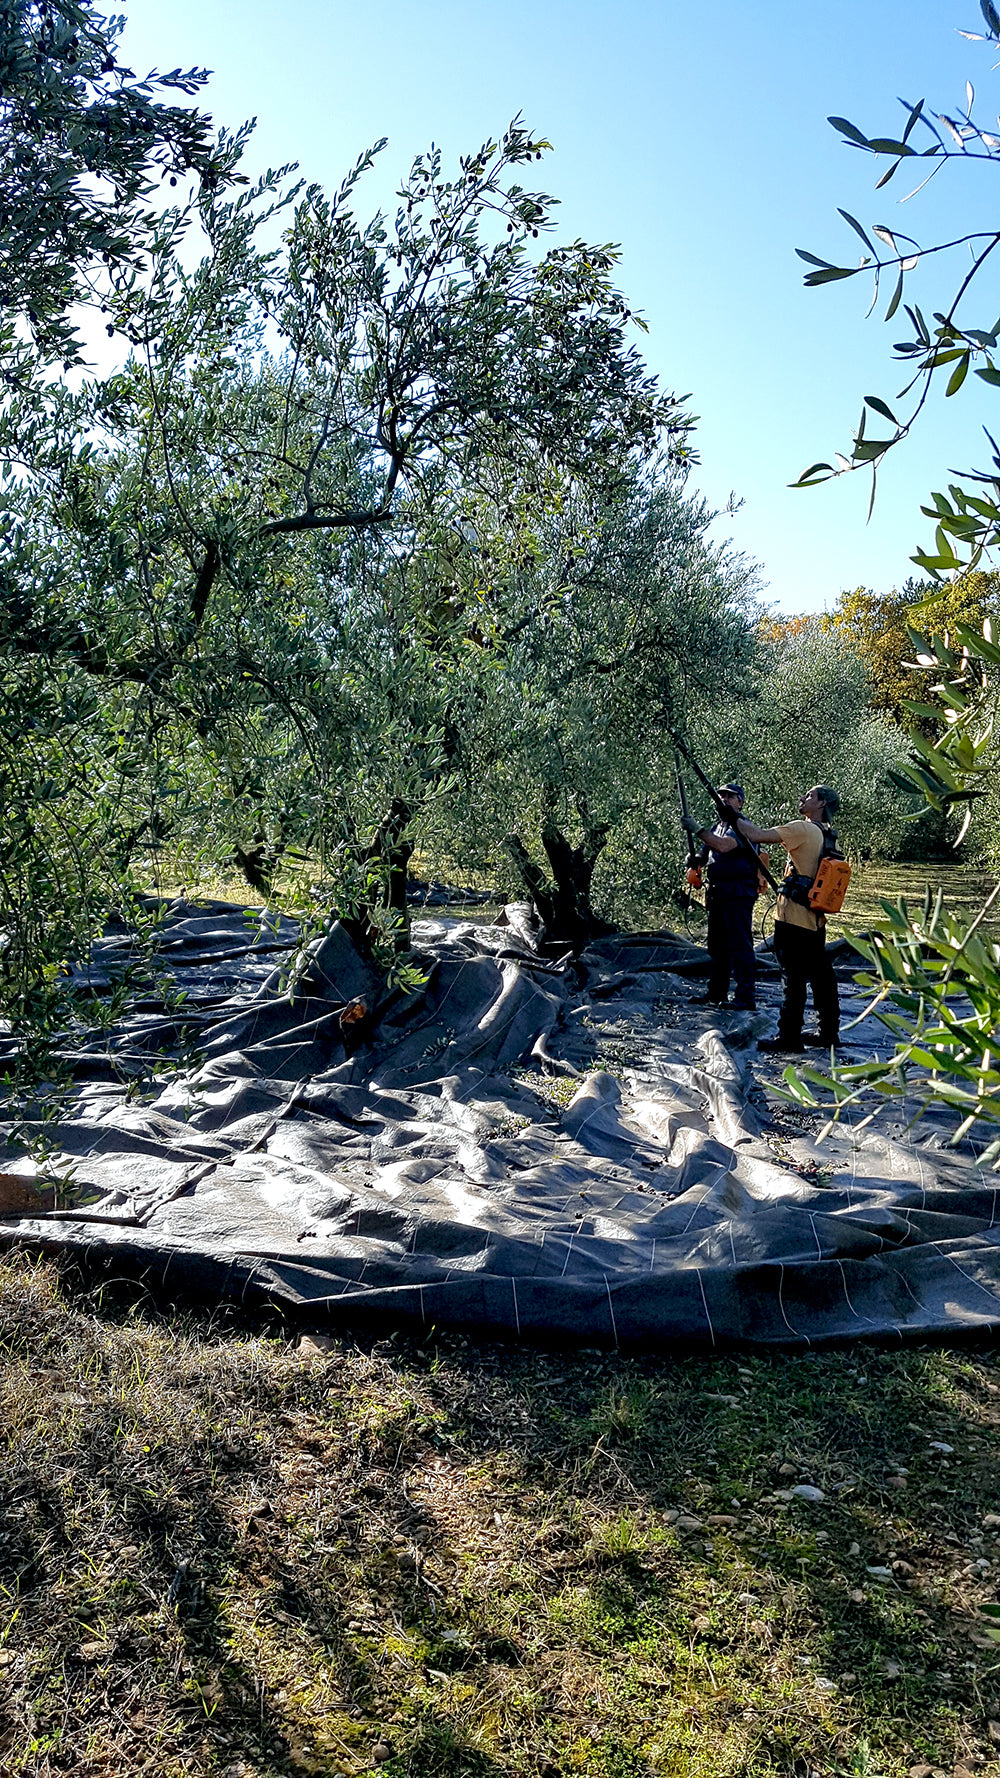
[1, 1252, 1000, 1778]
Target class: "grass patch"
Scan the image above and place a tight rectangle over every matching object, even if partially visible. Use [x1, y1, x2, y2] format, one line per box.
[1, 1252, 999, 1776]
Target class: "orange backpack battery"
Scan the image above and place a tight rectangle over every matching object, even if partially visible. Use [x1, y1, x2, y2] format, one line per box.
[808, 855, 851, 914]
[780, 826, 852, 915]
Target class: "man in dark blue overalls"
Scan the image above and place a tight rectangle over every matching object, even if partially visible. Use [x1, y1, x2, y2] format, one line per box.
[687, 782, 759, 1012]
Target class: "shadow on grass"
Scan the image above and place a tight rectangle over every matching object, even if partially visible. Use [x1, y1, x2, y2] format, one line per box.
[3, 1251, 1000, 1776]
[0, 1263, 381, 1775]
[388, 1330, 1000, 1770]
[383, 1722, 508, 1777]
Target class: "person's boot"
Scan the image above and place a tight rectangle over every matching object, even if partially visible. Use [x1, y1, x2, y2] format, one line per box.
[691, 991, 728, 1006]
[803, 1032, 855, 1060]
[757, 1034, 805, 1054]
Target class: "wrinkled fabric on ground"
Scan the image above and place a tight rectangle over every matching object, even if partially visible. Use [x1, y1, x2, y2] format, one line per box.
[0, 899, 997, 1351]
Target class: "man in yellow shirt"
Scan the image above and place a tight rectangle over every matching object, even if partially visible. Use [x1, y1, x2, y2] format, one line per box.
[731, 785, 841, 1054]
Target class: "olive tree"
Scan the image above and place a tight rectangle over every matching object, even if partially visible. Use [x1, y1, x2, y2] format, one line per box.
[412, 464, 761, 944]
[704, 617, 920, 861]
[0, 119, 695, 999]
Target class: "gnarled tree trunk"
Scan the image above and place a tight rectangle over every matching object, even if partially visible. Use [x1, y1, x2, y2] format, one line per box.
[505, 791, 612, 952]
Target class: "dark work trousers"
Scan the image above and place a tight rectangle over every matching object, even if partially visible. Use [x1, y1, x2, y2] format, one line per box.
[705, 888, 757, 1008]
[772, 918, 840, 1043]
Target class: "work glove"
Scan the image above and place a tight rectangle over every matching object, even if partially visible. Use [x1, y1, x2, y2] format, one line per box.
[680, 815, 700, 833]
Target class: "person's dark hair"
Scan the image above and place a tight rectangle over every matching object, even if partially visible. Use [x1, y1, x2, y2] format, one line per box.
[815, 785, 840, 819]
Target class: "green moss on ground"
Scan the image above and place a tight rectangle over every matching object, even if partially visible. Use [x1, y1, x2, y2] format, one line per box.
[0, 1252, 998, 1778]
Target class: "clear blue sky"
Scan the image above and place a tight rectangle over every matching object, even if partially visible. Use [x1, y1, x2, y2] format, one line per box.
[117, 0, 999, 612]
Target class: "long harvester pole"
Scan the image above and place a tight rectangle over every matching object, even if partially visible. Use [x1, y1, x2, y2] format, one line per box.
[676, 761, 700, 872]
[669, 730, 783, 897]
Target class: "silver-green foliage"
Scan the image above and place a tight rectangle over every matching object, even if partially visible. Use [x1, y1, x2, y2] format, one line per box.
[793, 3, 1000, 580]
[782, 614, 1000, 1161]
[414, 467, 761, 927]
[0, 0, 224, 366]
[677, 618, 916, 862]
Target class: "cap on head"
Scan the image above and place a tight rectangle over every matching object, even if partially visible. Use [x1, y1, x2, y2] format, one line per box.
[717, 782, 744, 800]
[814, 784, 840, 817]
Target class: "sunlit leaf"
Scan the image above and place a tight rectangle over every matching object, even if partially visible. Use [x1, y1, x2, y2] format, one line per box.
[792, 462, 835, 486]
[946, 354, 971, 395]
[901, 98, 925, 143]
[804, 266, 858, 286]
[875, 159, 902, 190]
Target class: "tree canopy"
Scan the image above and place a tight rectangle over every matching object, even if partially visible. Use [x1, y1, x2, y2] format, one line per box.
[0, 0, 228, 366]
[0, 97, 730, 1031]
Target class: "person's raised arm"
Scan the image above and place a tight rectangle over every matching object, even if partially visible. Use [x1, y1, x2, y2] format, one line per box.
[680, 816, 738, 853]
[736, 818, 782, 844]
[701, 828, 738, 854]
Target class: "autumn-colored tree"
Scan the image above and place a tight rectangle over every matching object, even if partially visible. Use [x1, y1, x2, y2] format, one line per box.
[756, 612, 811, 645]
[827, 572, 1000, 725]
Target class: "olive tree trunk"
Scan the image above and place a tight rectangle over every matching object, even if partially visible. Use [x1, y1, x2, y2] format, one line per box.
[504, 794, 611, 951]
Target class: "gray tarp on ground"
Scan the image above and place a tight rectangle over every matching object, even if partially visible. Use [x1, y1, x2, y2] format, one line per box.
[0, 898, 998, 1349]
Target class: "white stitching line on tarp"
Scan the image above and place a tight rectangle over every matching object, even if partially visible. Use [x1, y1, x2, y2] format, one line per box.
[911, 1105, 928, 1210]
[895, 1097, 927, 1207]
[938, 1245, 1000, 1313]
[695, 1267, 716, 1349]
[836, 1258, 867, 1321]
[839, 1102, 858, 1210]
[776, 1264, 807, 1344]
[887, 1263, 924, 1309]
[808, 1212, 823, 1262]
[560, 1090, 628, 1155]
[465, 969, 557, 1068]
[679, 1186, 713, 1239]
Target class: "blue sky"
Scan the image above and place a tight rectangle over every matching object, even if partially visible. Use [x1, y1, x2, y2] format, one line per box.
[117, 0, 1000, 611]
